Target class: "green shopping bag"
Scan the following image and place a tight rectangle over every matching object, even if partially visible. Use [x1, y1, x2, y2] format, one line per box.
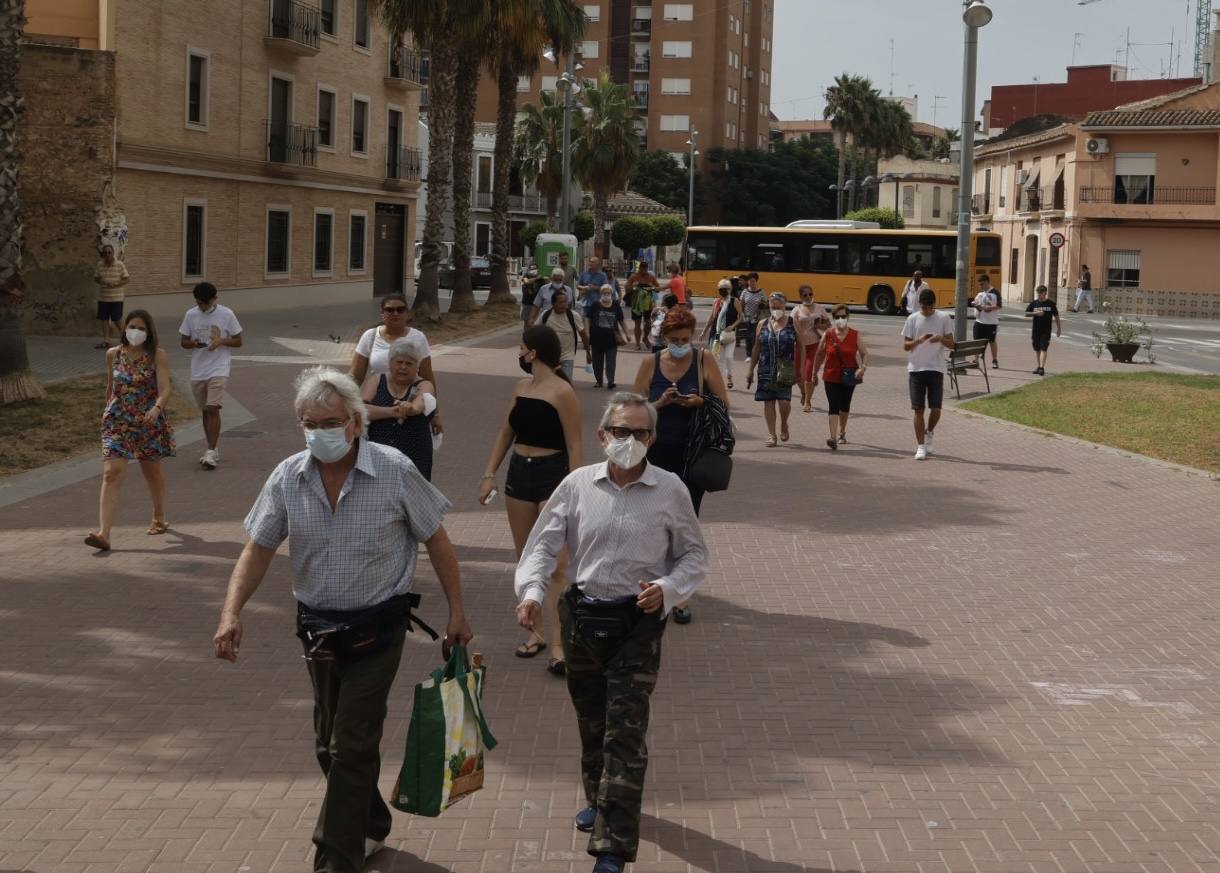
[391, 645, 497, 817]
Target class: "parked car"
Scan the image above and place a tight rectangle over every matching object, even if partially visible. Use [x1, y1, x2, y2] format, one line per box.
[438, 255, 492, 289]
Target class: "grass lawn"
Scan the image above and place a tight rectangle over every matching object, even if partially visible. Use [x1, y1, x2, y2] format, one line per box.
[963, 372, 1220, 473]
[0, 375, 199, 478]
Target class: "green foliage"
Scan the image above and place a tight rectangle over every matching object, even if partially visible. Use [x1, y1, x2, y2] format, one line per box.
[570, 211, 594, 242]
[610, 216, 655, 257]
[649, 215, 686, 247]
[520, 219, 547, 252]
[707, 138, 839, 226]
[513, 90, 566, 217]
[629, 150, 704, 216]
[844, 207, 904, 229]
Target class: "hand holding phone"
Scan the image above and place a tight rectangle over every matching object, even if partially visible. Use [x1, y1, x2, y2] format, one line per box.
[481, 488, 498, 506]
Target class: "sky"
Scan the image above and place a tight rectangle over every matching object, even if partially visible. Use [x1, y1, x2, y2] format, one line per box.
[771, 0, 1207, 127]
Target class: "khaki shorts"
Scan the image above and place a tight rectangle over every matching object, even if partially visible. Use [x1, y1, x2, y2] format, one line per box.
[191, 377, 227, 409]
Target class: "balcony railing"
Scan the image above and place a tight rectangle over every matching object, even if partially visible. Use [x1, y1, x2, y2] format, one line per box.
[1079, 185, 1216, 205]
[266, 0, 320, 52]
[386, 145, 422, 181]
[633, 90, 649, 109]
[265, 120, 318, 167]
[631, 56, 650, 73]
[387, 45, 424, 86]
[1018, 186, 1066, 213]
[474, 192, 546, 211]
[631, 18, 652, 35]
[970, 193, 992, 215]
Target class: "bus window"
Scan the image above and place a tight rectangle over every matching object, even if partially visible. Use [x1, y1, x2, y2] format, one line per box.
[751, 243, 786, 272]
[865, 243, 903, 276]
[933, 240, 956, 278]
[807, 244, 840, 273]
[906, 243, 933, 276]
[723, 234, 751, 270]
[976, 236, 1001, 267]
[688, 234, 718, 270]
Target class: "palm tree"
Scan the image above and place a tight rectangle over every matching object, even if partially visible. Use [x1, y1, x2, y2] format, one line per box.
[571, 71, 639, 254]
[513, 90, 567, 230]
[485, 0, 585, 306]
[933, 127, 961, 160]
[0, 0, 44, 405]
[823, 74, 879, 218]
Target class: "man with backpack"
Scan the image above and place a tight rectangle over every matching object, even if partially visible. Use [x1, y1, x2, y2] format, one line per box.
[541, 288, 589, 380]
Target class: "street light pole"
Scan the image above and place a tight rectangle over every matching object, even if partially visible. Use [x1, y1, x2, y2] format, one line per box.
[558, 52, 575, 235]
[687, 130, 698, 225]
[954, 0, 993, 341]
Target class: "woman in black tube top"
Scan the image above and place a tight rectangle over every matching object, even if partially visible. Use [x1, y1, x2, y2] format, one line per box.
[480, 325, 584, 675]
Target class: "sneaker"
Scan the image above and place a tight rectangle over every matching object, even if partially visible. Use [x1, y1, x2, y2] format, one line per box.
[575, 805, 597, 832]
[200, 449, 218, 469]
[924, 431, 935, 455]
[1032, 368, 1041, 374]
[672, 606, 692, 624]
[607, 382, 616, 390]
[364, 839, 385, 861]
[593, 854, 627, 873]
[593, 382, 603, 388]
[991, 360, 999, 369]
[837, 434, 847, 445]
[914, 445, 928, 461]
[1037, 367, 1046, 376]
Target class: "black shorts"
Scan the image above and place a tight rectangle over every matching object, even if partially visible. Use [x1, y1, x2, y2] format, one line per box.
[504, 451, 569, 503]
[824, 381, 856, 415]
[908, 371, 944, 410]
[97, 300, 123, 323]
[1032, 331, 1052, 351]
[973, 322, 998, 342]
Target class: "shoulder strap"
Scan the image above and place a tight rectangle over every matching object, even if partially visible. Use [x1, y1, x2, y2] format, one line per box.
[695, 347, 705, 397]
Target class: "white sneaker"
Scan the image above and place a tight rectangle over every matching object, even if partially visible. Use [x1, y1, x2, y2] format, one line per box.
[914, 445, 928, 461]
[200, 449, 218, 469]
[364, 838, 385, 860]
[924, 432, 935, 456]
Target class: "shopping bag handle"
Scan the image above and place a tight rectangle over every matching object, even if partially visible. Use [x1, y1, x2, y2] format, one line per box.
[457, 666, 498, 751]
[430, 643, 472, 685]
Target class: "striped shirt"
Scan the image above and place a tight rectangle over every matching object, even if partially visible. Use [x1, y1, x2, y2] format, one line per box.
[94, 260, 129, 302]
[741, 289, 766, 322]
[244, 439, 450, 610]
[514, 461, 708, 616]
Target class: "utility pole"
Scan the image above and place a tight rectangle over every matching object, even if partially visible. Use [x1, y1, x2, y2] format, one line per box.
[1195, 0, 1213, 77]
[931, 95, 945, 129]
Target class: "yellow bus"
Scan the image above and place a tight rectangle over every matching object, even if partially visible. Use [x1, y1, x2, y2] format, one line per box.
[684, 226, 1003, 313]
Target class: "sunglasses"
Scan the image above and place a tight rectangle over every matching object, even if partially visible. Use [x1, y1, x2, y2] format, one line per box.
[383, 306, 407, 314]
[606, 426, 653, 441]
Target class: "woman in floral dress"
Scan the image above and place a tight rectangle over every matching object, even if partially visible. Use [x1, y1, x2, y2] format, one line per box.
[746, 292, 803, 447]
[85, 310, 175, 551]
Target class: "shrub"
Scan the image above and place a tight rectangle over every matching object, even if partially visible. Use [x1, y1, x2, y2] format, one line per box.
[844, 207, 904, 229]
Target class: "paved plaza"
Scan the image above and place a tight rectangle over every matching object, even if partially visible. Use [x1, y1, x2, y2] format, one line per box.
[1, 306, 1218, 873]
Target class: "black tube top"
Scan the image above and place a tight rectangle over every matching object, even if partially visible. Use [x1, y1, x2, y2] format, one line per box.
[509, 396, 567, 451]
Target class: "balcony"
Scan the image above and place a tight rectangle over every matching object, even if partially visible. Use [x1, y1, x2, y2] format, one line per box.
[386, 145, 422, 182]
[1018, 185, 1066, 214]
[386, 45, 425, 90]
[631, 56, 650, 73]
[1079, 185, 1216, 205]
[631, 18, 652, 35]
[265, 0, 320, 55]
[970, 193, 992, 216]
[633, 90, 649, 109]
[473, 192, 546, 212]
[265, 120, 318, 168]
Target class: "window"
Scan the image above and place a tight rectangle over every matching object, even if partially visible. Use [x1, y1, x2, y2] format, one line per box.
[1107, 249, 1141, 287]
[580, 40, 599, 59]
[660, 114, 690, 132]
[744, 32, 749, 47]
[320, 0, 335, 35]
[687, 234, 717, 269]
[314, 209, 334, 275]
[475, 222, 491, 257]
[662, 41, 692, 58]
[807, 244, 839, 273]
[932, 186, 942, 218]
[1114, 153, 1156, 204]
[975, 236, 1001, 267]
[351, 96, 369, 154]
[864, 243, 902, 276]
[266, 208, 291, 275]
[186, 50, 208, 127]
[906, 243, 933, 274]
[728, 49, 738, 67]
[183, 200, 206, 279]
[541, 75, 558, 91]
[583, 4, 600, 22]
[349, 211, 366, 272]
[902, 186, 915, 218]
[998, 165, 1008, 208]
[661, 77, 691, 95]
[669, 151, 686, 165]
[477, 154, 492, 194]
[517, 74, 531, 92]
[317, 87, 336, 148]
[354, 0, 369, 48]
[1009, 248, 1019, 285]
[662, 3, 693, 20]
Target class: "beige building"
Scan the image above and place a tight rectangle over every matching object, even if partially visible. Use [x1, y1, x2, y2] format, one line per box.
[970, 83, 1220, 319]
[24, 0, 424, 321]
[876, 156, 959, 230]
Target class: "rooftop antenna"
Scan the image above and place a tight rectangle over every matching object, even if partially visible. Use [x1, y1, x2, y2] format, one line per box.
[1194, 0, 1213, 76]
[931, 95, 945, 128]
[888, 39, 895, 95]
[1072, 32, 1083, 65]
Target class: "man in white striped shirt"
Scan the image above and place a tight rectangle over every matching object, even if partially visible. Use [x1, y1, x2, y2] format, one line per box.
[515, 392, 709, 873]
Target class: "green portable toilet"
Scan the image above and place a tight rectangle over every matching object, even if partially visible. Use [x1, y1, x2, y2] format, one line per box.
[533, 233, 578, 275]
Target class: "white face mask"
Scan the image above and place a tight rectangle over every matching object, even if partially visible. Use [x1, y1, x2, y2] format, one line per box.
[601, 293, 613, 305]
[125, 328, 147, 346]
[304, 426, 352, 463]
[603, 435, 648, 469]
[770, 307, 785, 319]
[834, 317, 848, 329]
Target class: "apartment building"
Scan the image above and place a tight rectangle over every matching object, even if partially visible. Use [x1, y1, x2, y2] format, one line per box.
[875, 157, 959, 231]
[474, 1, 775, 167]
[24, 0, 424, 319]
[970, 83, 1220, 319]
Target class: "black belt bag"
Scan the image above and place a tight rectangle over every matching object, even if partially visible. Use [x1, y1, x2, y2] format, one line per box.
[566, 588, 640, 643]
[296, 592, 439, 661]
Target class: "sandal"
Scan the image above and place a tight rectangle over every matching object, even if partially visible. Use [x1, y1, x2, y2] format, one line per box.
[780, 428, 790, 442]
[826, 438, 838, 450]
[515, 639, 547, 658]
[802, 403, 812, 413]
[84, 532, 111, 551]
[546, 658, 566, 676]
[147, 521, 170, 535]
[765, 435, 778, 447]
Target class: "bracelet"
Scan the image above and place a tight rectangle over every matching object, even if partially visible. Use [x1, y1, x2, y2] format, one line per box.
[480, 475, 495, 481]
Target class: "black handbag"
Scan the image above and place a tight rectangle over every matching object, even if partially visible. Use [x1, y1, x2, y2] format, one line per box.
[831, 330, 857, 387]
[683, 349, 734, 492]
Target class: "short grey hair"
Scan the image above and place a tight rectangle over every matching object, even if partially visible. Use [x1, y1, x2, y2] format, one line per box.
[600, 391, 658, 433]
[293, 366, 368, 437]
[388, 335, 426, 364]
[599, 283, 616, 296]
[550, 267, 565, 280]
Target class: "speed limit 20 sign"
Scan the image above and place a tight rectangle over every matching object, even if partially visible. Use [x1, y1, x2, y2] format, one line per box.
[1049, 232, 1066, 249]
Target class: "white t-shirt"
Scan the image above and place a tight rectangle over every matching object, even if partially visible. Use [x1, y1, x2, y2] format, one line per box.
[903, 280, 932, 313]
[972, 289, 1000, 325]
[903, 310, 954, 373]
[179, 303, 243, 381]
[542, 306, 584, 363]
[355, 326, 432, 377]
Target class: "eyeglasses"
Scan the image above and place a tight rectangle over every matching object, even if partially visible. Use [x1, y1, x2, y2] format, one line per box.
[299, 416, 351, 432]
[383, 306, 407, 314]
[606, 426, 653, 441]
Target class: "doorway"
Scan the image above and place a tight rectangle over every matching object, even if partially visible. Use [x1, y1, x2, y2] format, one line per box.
[374, 203, 405, 295]
[268, 77, 292, 162]
[1022, 236, 1037, 302]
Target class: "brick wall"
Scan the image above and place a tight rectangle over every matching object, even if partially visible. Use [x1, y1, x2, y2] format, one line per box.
[18, 44, 117, 334]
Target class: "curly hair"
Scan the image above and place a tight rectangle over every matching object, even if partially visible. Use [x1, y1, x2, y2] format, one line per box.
[660, 307, 697, 335]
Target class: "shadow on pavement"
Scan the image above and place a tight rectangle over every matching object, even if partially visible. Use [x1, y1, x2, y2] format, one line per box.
[640, 814, 857, 873]
[366, 847, 451, 872]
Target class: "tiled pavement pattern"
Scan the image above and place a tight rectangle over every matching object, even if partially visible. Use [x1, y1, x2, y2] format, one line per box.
[2, 309, 1218, 873]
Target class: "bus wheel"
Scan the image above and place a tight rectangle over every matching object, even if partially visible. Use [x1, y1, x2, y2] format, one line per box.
[868, 286, 895, 314]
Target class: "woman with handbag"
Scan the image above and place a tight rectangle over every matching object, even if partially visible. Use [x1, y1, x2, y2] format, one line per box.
[747, 292, 802, 447]
[625, 261, 659, 350]
[632, 307, 729, 624]
[588, 284, 627, 389]
[699, 278, 743, 389]
[811, 303, 870, 450]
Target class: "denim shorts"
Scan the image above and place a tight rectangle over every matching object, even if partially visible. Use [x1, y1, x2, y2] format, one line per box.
[504, 451, 569, 503]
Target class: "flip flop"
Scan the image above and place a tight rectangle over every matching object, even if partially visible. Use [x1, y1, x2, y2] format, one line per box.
[147, 521, 170, 535]
[546, 658, 566, 676]
[84, 533, 111, 551]
[515, 639, 547, 658]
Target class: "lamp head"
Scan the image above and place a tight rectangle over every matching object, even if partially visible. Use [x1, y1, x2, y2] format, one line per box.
[963, 0, 992, 28]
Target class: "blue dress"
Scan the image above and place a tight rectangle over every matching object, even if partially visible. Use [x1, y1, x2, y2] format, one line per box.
[754, 318, 797, 402]
[366, 375, 434, 480]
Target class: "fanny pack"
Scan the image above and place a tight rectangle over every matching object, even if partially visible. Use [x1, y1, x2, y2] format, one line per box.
[296, 592, 439, 661]
[567, 588, 640, 643]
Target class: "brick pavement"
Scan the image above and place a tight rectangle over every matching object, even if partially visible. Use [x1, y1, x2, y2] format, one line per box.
[1, 314, 1218, 873]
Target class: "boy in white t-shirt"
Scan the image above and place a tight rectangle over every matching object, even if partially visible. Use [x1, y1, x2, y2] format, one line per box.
[901, 288, 955, 460]
[179, 283, 243, 469]
[970, 274, 1001, 368]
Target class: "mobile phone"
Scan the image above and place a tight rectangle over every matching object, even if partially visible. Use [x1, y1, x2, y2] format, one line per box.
[481, 489, 498, 506]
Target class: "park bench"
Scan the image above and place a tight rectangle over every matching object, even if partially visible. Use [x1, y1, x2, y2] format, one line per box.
[948, 338, 992, 399]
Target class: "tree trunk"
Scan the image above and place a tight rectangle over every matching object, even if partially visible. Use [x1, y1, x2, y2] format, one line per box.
[485, 42, 517, 306]
[415, 34, 459, 323]
[545, 196, 558, 232]
[447, 60, 478, 313]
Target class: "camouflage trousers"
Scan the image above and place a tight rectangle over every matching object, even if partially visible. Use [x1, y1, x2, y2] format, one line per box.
[559, 587, 666, 862]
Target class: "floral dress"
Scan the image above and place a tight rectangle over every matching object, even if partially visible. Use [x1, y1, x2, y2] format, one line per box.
[102, 347, 175, 460]
[754, 317, 798, 402]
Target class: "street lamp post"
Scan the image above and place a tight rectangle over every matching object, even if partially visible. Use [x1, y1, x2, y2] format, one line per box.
[686, 130, 698, 226]
[954, 0, 993, 340]
[557, 52, 576, 235]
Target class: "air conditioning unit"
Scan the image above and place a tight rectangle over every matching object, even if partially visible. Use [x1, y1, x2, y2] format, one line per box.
[1086, 137, 1110, 155]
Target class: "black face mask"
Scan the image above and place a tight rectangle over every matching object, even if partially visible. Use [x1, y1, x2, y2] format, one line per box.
[518, 354, 533, 375]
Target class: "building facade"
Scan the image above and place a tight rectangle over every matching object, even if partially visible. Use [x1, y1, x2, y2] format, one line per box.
[24, 0, 424, 321]
[876, 157, 959, 231]
[971, 83, 1220, 320]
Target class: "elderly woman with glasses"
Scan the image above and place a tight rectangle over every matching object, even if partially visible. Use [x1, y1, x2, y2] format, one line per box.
[747, 292, 802, 447]
[361, 336, 437, 480]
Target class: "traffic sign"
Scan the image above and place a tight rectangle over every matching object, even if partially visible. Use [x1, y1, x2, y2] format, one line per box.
[1049, 232, 1065, 249]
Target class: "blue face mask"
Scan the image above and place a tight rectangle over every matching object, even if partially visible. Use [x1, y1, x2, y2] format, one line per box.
[667, 342, 692, 358]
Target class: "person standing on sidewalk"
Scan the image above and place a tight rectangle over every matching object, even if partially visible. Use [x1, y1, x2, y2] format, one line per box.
[93, 244, 130, 349]
[901, 270, 932, 316]
[698, 279, 742, 389]
[662, 262, 688, 309]
[739, 273, 766, 359]
[625, 262, 659, 351]
[212, 366, 472, 873]
[178, 282, 242, 470]
[588, 285, 627, 390]
[747, 293, 801, 447]
[514, 392, 709, 873]
[970, 274, 1001, 369]
[903, 288, 954, 461]
[1025, 284, 1061, 375]
[792, 284, 828, 412]
[362, 336, 436, 480]
[578, 257, 610, 320]
[1071, 264, 1094, 313]
[811, 304, 869, 450]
